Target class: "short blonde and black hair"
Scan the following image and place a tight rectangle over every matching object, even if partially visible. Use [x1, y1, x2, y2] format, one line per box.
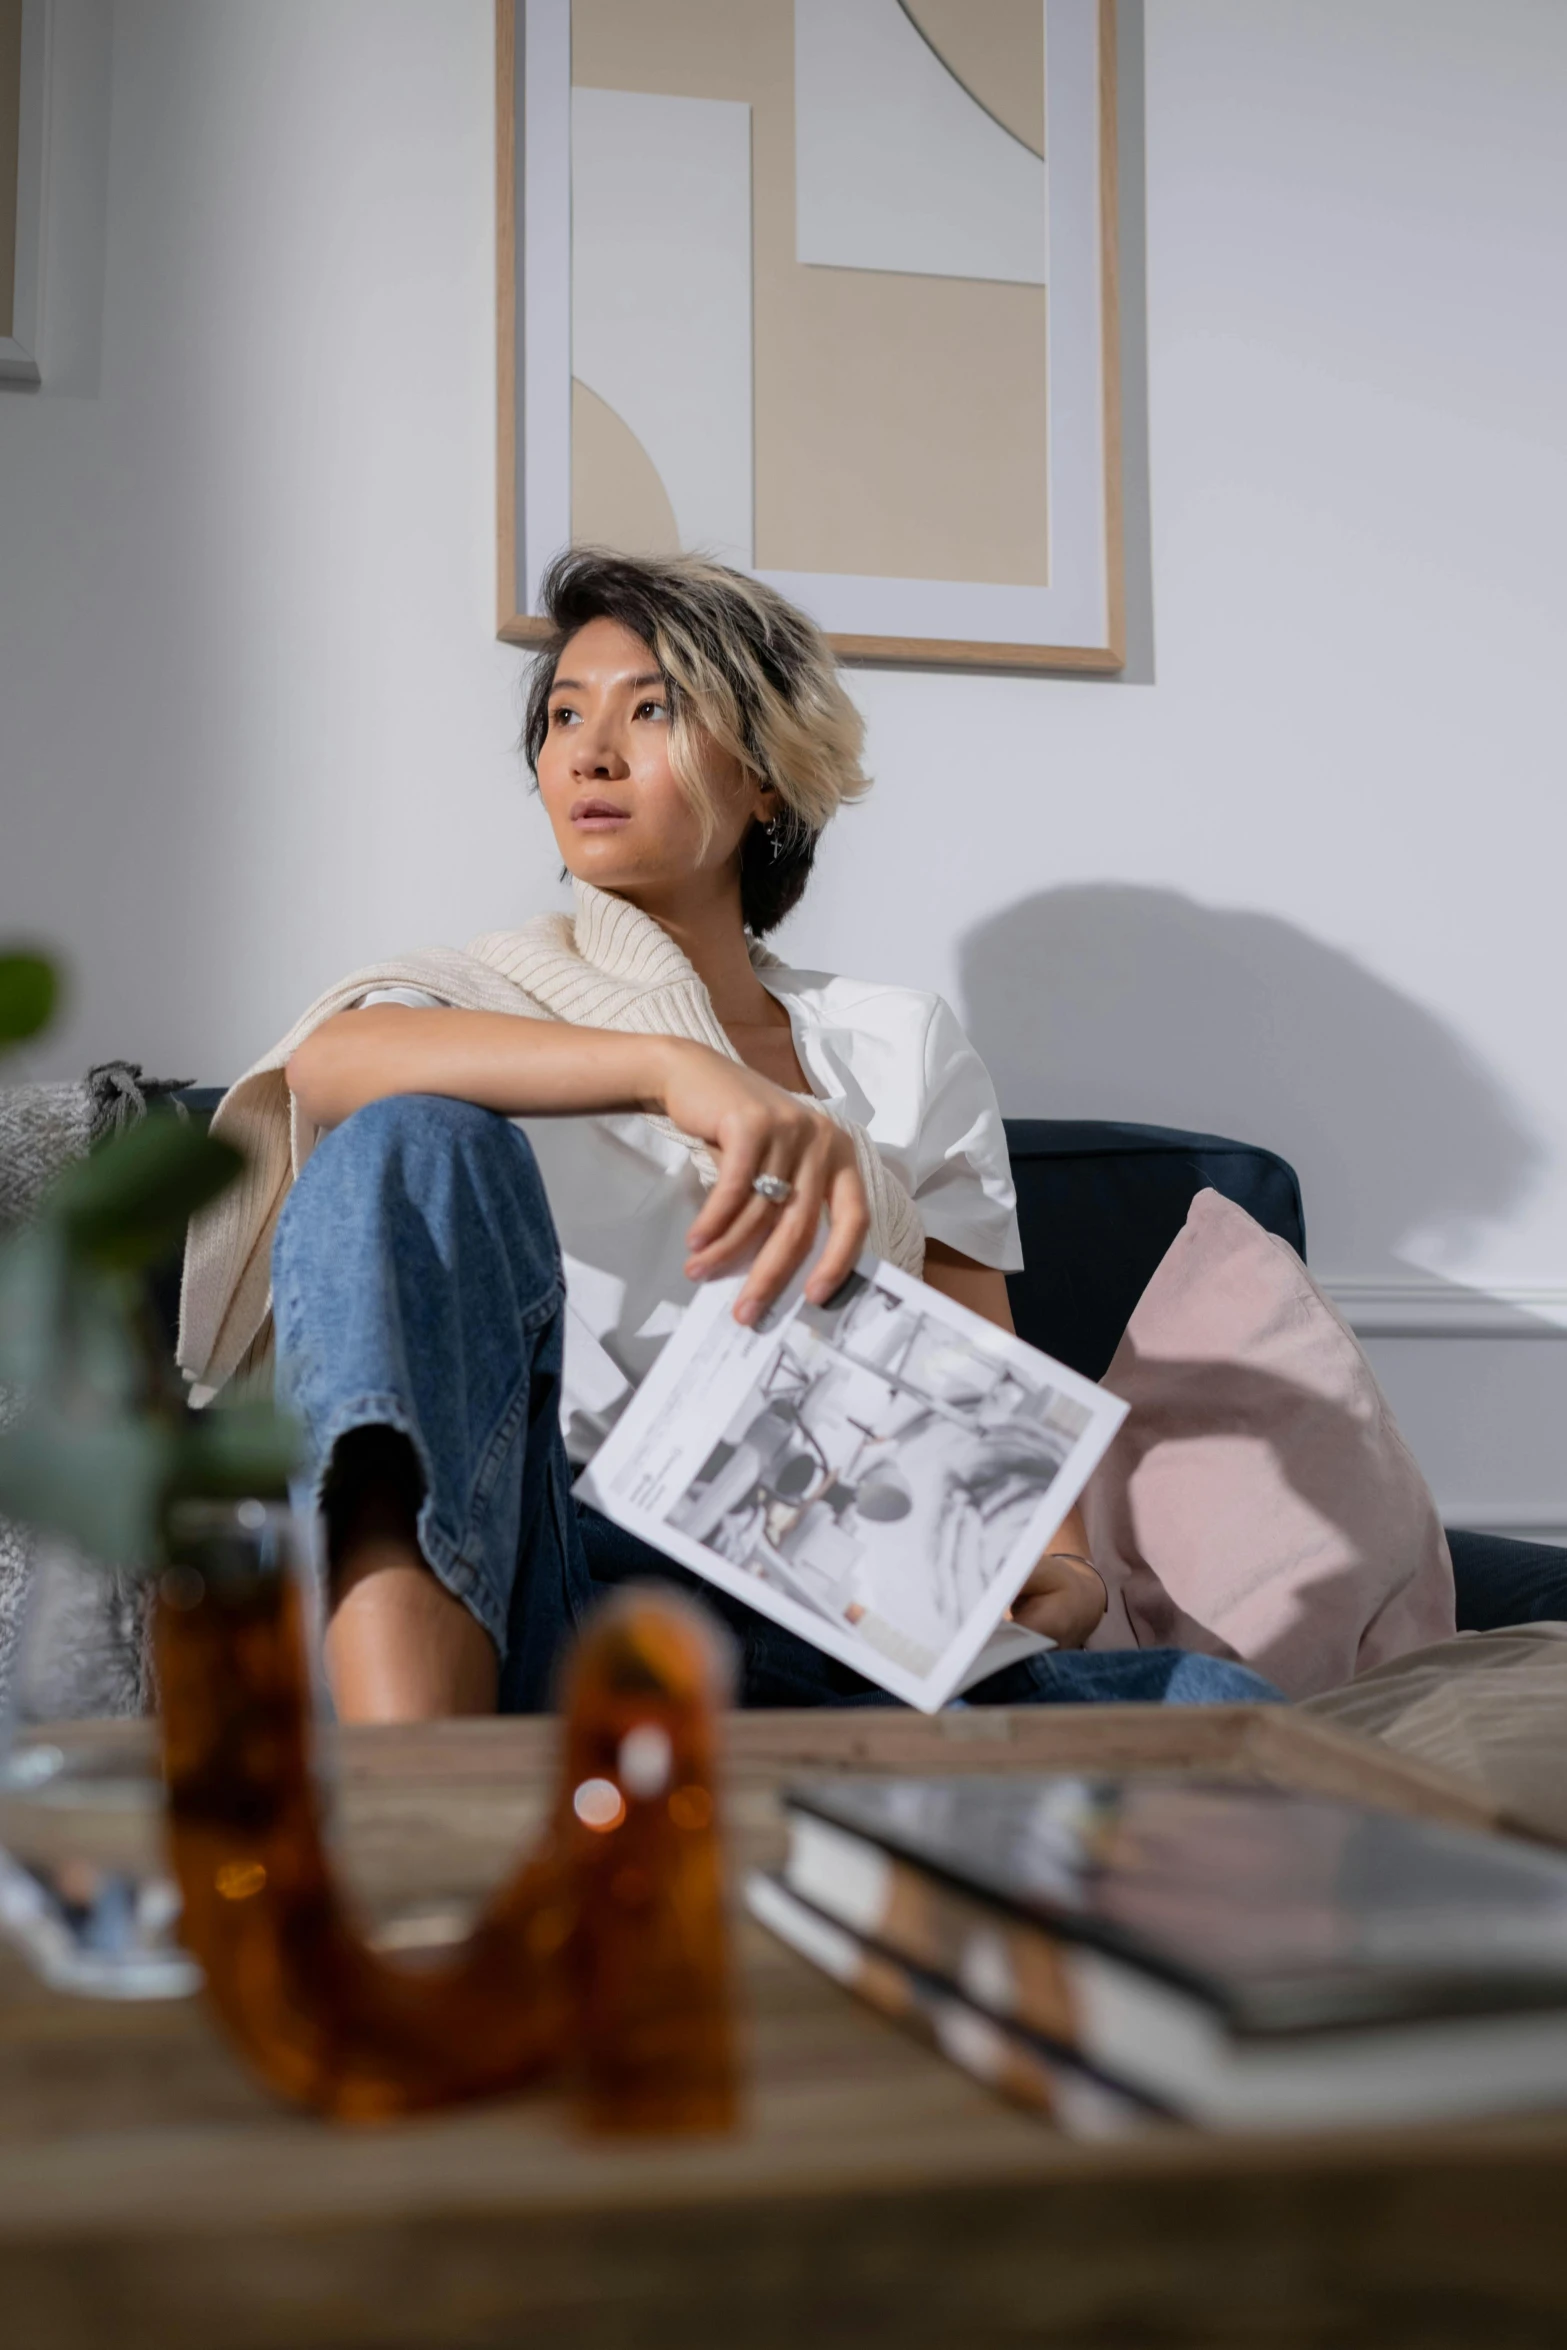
[521, 548, 869, 934]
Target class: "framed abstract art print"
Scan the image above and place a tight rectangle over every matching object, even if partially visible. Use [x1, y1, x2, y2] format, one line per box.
[0, 0, 48, 387]
[497, 0, 1123, 671]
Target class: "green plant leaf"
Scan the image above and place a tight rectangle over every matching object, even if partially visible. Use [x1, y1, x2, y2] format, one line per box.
[0, 1224, 69, 1391]
[0, 1411, 175, 1566]
[172, 1401, 301, 1503]
[0, 953, 58, 1049]
[48, 1111, 244, 1271]
[0, 1397, 302, 1568]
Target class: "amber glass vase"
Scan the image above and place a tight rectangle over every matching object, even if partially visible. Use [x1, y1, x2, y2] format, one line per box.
[154, 1500, 736, 2128]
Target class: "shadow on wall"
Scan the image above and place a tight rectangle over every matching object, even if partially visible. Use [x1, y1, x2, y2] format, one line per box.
[957, 885, 1542, 1284]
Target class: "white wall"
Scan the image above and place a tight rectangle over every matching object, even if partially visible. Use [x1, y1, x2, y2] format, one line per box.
[0, 0, 530, 1078]
[3, 0, 1566, 1534]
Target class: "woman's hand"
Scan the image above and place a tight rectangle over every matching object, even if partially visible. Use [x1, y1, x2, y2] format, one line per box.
[659, 1040, 870, 1325]
[1012, 1548, 1107, 1649]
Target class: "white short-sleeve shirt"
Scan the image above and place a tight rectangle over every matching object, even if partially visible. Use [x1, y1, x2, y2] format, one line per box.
[358, 967, 1021, 1462]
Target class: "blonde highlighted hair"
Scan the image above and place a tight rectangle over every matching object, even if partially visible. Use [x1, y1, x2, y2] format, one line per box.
[521, 548, 869, 934]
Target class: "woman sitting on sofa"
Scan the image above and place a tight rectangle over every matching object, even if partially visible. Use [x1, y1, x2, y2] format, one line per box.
[179, 552, 1452, 1721]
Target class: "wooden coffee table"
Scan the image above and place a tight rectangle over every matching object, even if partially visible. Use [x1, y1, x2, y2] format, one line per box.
[3, 1704, 1566, 2349]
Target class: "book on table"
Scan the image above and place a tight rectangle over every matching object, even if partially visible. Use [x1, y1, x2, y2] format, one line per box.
[747, 1869, 1168, 2139]
[575, 1254, 1126, 1713]
[752, 1773, 1567, 2129]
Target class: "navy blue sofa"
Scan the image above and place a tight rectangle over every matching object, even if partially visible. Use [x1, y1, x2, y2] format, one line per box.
[168, 1095, 1566, 1632]
[999, 1118, 1565, 1633]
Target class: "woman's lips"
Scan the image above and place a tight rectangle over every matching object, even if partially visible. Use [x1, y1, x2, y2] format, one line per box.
[569, 798, 631, 830]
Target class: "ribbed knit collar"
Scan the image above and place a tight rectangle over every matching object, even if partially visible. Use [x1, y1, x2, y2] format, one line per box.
[570, 880, 691, 993]
[571, 879, 779, 985]
[556, 880, 784, 1062]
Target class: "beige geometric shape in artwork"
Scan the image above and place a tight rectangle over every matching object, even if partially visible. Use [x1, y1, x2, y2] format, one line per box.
[571, 378, 682, 559]
[754, 270, 1049, 586]
[899, 0, 1045, 160]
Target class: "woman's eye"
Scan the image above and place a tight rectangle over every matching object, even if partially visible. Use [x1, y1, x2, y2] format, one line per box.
[550, 704, 579, 726]
[635, 699, 667, 721]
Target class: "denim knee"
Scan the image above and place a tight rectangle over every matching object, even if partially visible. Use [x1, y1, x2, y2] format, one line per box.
[280, 1095, 555, 1278]
[300, 1091, 547, 1203]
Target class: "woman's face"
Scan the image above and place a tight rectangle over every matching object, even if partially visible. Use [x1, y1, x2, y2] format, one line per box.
[536, 617, 768, 902]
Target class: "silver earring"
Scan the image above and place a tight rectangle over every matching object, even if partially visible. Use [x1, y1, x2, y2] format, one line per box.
[767, 818, 785, 860]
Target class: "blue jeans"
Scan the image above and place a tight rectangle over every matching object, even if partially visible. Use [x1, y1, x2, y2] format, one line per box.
[272, 1096, 1283, 1714]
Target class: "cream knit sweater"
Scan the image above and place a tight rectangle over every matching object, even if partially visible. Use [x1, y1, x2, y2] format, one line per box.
[178, 882, 924, 1400]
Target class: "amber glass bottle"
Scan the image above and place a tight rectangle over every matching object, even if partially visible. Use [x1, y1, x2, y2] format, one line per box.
[556, 1590, 737, 2132]
[155, 1502, 735, 2128]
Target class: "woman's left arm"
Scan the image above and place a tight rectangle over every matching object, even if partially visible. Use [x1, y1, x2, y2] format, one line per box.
[921, 1240, 1107, 1649]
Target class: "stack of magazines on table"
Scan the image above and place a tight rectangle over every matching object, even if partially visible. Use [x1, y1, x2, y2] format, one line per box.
[747, 1773, 1567, 2138]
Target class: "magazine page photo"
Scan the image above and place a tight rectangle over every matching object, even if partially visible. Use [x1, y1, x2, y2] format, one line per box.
[576, 1258, 1127, 1711]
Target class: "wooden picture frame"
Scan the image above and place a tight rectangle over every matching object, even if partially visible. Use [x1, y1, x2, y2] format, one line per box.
[0, 0, 48, 387]
[497, 0, 1123, 673]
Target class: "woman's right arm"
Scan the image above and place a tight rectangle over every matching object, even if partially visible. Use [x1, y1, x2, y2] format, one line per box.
[286, 1009, 870, 1319]
[287, 1005, 680, 1130]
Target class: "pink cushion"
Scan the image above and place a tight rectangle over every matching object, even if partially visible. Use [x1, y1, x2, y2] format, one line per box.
[1083, 1188, 1456, 1699]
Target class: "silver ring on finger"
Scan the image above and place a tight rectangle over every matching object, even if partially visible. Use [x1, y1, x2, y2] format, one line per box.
[751, 1172, 794, 1206]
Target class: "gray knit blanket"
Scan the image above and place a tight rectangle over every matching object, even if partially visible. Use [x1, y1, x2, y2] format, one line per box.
[0, 1064, 189, 1714]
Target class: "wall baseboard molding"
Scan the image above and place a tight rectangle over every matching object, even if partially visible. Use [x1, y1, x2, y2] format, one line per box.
[1323, 1280, 1567, 1339]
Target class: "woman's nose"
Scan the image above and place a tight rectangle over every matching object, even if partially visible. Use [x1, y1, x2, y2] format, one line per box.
[572, 722, 628, 779]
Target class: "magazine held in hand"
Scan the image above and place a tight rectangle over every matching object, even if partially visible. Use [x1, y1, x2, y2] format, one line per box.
[575, 1255, 1127, 1712]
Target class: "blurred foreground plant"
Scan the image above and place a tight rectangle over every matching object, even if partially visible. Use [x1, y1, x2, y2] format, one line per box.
[0, 951, 297, 1569]
[0, 961, 737, 2123]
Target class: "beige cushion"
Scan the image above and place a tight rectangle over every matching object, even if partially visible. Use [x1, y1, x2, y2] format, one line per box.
[1303, 1625, 1567, 1842]
[1083, 1189, 1456, 1699]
